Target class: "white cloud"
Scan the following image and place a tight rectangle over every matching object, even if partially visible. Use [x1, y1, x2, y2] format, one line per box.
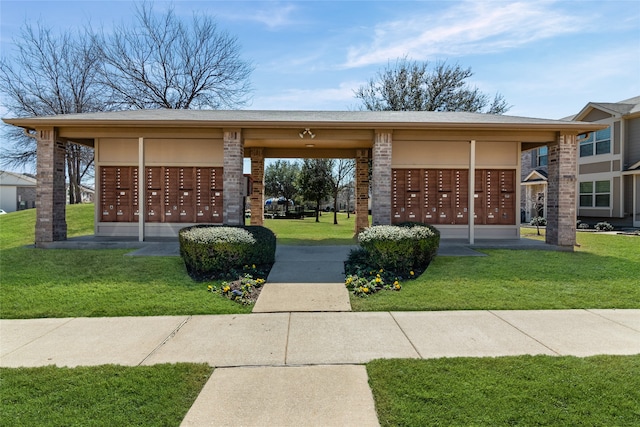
[218, 2, 299, 30]
[249, 81, 364, 110]
[344, 1, 586, 68]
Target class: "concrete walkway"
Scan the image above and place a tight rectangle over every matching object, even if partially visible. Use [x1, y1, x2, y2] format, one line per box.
[2, 310, 639, 426]
[254, 245, 355, 312]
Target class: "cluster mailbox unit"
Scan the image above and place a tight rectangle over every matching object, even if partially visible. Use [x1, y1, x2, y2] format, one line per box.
[100, 166, 224, 225]
[391, 168, 515, 225]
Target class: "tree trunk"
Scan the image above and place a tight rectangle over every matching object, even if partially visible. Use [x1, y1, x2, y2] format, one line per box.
[333, 190, 339, 224]
[315, 200, 320, 223]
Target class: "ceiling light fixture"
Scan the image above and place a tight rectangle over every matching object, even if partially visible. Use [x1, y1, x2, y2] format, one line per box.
[299, 128, 315, 139]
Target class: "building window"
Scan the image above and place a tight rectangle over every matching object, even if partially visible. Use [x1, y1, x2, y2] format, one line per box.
[537, 146, 548, 167]
[579, 127, 611, 157]
[579, 180, 610, 207]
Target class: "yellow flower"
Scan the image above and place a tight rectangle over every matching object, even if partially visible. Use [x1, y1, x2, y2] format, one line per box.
[379, 269, 384, 273]
[363, 287, 369, 293]
[252, 264, 256, 269]
[375, 277, 382, 283]
[395, 283, 401, 290]
[207, 285, 213, 290]
[222, 285, 231, 293]
[410, 271, 415, 276]
[393, 280, 399, 286]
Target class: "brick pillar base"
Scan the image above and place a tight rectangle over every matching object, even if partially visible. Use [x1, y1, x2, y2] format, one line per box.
[250, 148, 265, 226]
[355, 149, 370, 234]
[35, 127, 67, 245]
[372, 131, 392, 226]
[546, 133, 577, 249]
[223, 129, 244, 226]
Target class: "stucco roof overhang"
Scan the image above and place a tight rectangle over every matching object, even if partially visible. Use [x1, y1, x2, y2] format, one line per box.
[2, 109, 607, 133]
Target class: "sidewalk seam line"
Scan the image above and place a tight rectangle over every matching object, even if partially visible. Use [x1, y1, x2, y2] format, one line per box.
[138, 315, 192, 366]
[284, 312, 291, 365]
[585, 309, 640, 333]
[389, 312, 423, 359]
[0, 317, 76, 358]
[488, 311, 561, 356]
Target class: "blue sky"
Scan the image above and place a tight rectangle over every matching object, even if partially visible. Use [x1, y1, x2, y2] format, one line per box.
[1, 0, 639, 120]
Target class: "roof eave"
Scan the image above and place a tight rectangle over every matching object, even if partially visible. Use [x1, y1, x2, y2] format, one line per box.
[1, 117, 607, 134]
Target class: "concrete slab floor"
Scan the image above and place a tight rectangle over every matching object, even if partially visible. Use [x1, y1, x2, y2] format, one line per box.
[286, 312, 420, 365]
[181, 365, 380, 427]
[494, 310, 640, 357]
[391, 311, 556, 358]
[0, 316, 188, 368]
[253, 283, 351, 313]
[143, 314, 289, 367]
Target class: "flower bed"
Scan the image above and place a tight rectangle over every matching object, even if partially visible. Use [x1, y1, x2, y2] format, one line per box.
[345, 222, 439, 297]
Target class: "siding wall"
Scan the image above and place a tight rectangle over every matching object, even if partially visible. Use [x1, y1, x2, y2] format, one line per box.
[626, 117, 640, 167]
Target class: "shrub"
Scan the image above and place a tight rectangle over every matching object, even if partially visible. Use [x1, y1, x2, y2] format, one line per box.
[530, 216, 547, 226]
[179, 225, 276, 281]
[577, 221, 590, 229]
[595, 221, 614, 232]
[358, 224, 439, 273]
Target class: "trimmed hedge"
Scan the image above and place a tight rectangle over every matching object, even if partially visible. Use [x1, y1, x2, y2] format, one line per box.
[179, 225, 276, 281]
[347, 222, 440, 278]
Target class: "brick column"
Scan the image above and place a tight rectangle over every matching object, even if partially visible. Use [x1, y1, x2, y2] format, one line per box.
[223, 129, 244, 226]
[250, 148, 264, 226]
[35, 127, 67, 245]
[355, 149, 370, 234]
[372, 131, 392, 225]
[546, 133, 577, 249]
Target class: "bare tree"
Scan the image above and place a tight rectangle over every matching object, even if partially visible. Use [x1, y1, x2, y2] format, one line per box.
[0, 22, 102, 203]
[96, 3, 253, 110]
[328, 159, 355, 224]
[355, 57, 510, 114]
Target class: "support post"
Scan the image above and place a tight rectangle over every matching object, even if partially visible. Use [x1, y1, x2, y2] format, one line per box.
[355, 149, 370, 234]
[546, 133, 578, 249]
[468, 140, 476, 245]
[35, 127, 67, 246]
[223, 129, 244, 226]
[250, 148, 265, 226]
[372, 131, 392, 226]
[138, 137, 145, 242]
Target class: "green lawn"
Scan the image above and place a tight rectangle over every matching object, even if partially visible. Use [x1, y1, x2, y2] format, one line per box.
[0, 205, 250, 318]
[1, 206, 638, 318]
[351, 230, 640, 311]
[0, 364, 212, 427]
[368, 355, 640, 426]
[261, 211, 359, 245]
[2, 208, 639, 425]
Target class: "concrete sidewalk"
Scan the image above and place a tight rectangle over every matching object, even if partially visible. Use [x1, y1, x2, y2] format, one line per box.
[3, 310, 639, 368]
[2, 309, 639, 426]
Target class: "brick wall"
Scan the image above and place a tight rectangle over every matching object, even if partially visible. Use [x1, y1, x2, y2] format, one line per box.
[35, 128, 67, 244]
[372, 131, 392, 225]
[546, 133, 577, 248]
[223, 130, 244, 226]
[250, 148, 265, 226]
[355, 149, 370, 234]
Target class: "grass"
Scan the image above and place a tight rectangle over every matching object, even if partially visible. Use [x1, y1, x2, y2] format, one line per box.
[261, 211, 359, 245]
[0, 363, 212, 427]
[1, 206, 638, 318]
[367, 355, 640, 426]
[0, 205, 251, 318]
[350, 230, 640, 311]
